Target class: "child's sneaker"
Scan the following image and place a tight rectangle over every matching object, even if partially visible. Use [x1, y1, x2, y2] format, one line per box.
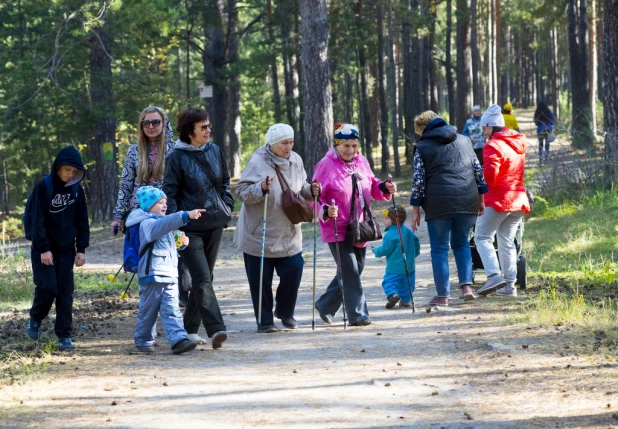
[428, 296, 449, 307]
[460, 284, 476, 301]
[385, 293, 401, 309]
[496, 284, 517, 297]
[172, 338, 197, 355]
[477, 274, 507, 296]
[58, 337, 75, 351]
[26, 319, 41, 339]
[399, 301, 412, 308]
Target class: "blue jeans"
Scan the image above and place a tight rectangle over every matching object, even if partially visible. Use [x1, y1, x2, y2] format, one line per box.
[381, 272, 416, 302]
[316, 243, 369, 324]
[134, 281, 188, 349]
[426, 214, 476, 297]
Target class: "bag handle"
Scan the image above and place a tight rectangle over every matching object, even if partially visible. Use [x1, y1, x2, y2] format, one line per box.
[274, 165, 291, 192]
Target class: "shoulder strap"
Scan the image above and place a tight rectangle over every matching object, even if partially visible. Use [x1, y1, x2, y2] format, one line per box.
[348, 174, 358, 221]
[187, 150, 218, 188]
[274, 165, 290, 192]
[139, 241, 155, 276]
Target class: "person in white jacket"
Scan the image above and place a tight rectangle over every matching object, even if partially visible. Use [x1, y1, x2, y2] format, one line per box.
[234, 124, 319, 333]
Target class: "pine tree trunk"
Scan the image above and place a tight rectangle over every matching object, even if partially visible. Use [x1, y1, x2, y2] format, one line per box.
[471, 0, 481, 105]
[402, 0, 415, 162]
[377, 3, 390, 174]
[225, 0, 241, 177]
[280, 0, 298, 133]
[88, 24, 118, 222]
[299, 0, 333, 177]
[356, 1, 374, 169]
[603, 0, 618, 180]
[446, 0, 456, 123]
[428, 0, 439, 112]
[387, 0, 401, 176]
[267, 0, 283, 123]
[568, 0, 593, 146]
[203, 2, 226, 151]
[589, 0, 598, 135]
[456, 0, 473, 130]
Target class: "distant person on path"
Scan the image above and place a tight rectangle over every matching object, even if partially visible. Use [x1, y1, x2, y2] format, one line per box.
[25, 146, 90, 351]
[462, 105, 486, 164]
[372, 206, 420, 309]
[534, 102, 555, 161]
[476, 104, 530, 297]
[163, 108, 234, 349]
[110, 106, 192, 308]
[313, 123, 396, 326]
[234, 124, 320, 333]
[502, 103, 520, 132]
[410, 111, 488, 307]
[125, 186, 205, 354]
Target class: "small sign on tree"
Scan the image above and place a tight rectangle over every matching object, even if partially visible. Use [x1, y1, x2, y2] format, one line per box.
[198, 83, 213, 99]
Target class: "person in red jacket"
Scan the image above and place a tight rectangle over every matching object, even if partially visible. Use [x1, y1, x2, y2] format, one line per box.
[475, 104, 530, 297]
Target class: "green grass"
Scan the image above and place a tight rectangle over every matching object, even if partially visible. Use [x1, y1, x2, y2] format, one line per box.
[521, 187, 618, 350]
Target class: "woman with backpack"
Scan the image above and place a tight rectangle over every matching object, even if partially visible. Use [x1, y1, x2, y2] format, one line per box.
[163, 108, 234, 350]
[534, 102, 555, 161]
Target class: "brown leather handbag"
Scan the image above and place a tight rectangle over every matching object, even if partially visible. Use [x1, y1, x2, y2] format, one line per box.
[345, 174, 382, 245]
[274, 165, 313, 224]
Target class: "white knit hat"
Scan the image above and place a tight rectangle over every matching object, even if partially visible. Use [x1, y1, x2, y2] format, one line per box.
[265, 123, 294, 146]
[472, 105, 481, 112]
[480, 104, 505, 127]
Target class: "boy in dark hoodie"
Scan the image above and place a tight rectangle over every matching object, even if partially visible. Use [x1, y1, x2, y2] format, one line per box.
[26, 146, 90, 351]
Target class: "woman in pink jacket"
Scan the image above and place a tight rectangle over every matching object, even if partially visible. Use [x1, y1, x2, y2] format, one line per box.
[312, 123, 396, 326]
[475, 104, 531, 297]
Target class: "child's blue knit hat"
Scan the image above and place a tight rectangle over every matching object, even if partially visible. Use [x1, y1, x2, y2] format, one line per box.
[137, 186, 166, 212]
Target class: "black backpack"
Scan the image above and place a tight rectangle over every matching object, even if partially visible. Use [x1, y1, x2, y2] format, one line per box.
[23, 175, 79, 241]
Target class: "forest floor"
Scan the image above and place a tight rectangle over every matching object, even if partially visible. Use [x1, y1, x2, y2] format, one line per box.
[2, 114, 618, 428]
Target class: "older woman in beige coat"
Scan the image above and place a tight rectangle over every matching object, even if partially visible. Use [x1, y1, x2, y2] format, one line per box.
[234, 124, 319, 333]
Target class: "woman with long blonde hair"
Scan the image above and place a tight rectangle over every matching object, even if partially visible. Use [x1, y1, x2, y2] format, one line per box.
[111, 106, 175, 229]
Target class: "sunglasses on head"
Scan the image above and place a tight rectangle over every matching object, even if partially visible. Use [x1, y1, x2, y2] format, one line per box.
[196, 123, 213, 131]
[141, 119, 162, 127]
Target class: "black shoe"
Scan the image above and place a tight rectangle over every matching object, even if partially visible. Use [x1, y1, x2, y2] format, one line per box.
[315, 304, 333, 325]
[258, 324, 278, 333]
[274, 310, 298, 329]
[385, 294, 401, 309]
[349, 319, 371, 327]
[172, 339, 197, 355]
[178, 291, 189, 308]
[211, 331, 228, 349]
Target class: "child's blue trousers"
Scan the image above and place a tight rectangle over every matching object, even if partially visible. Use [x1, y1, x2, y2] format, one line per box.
[381, 271, 416, 302]
[134, 281, 188, 349]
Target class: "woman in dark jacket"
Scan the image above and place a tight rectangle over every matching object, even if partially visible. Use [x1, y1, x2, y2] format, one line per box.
[533, 102, 555, 161]
[163, 108, 234, 349]
[410, 111, 488, 307]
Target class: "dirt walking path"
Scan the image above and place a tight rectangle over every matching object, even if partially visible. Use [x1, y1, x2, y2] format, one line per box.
[2, 215, 618, 429]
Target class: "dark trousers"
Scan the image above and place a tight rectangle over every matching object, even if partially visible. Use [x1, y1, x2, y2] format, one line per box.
[538, 134, 550, 159]
[181, 228, 226, 337]
[316, 243, 369, 324]
[29, 249, 75, 338]
[243, 252, 304, 325]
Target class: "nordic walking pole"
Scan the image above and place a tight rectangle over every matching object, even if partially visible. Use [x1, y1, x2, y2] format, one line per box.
[258, 176, 270, 328]
[388, 174, 415, 313]
[312, 180, 319, 331]
[331, 199, 347, 330]
[121, 273, 136, 298]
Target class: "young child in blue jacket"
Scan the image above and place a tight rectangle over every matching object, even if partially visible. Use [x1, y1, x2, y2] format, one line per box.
[125, 186, 204, 354]
[372, 206, 420, 308]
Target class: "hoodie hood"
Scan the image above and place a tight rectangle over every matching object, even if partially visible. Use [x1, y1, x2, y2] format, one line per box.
[174, 139, 212, 152]
[491, 128, 527, 154]
[52, 146, 85, 187]
[125, 208, 163, 228]
[420, 118, 458, 144]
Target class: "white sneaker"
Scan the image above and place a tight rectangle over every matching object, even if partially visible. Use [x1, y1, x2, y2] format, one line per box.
[187, 333, 208, 345]
[477, 274, 507, 296]
[496, 284, 517, 296]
